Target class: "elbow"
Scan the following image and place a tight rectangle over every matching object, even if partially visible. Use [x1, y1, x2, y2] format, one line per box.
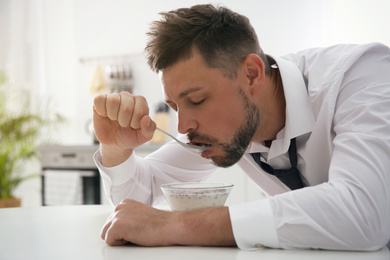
[344, 221, 390, 251]
[356, 210, 390, 251]
[353, 232, 389, 251]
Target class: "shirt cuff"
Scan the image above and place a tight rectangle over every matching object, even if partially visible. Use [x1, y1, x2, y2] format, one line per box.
[228, 199, 280, 250]
[93, 149, 136, 186]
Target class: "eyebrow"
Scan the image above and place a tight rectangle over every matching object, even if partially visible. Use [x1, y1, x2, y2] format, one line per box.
[165, 87, 203, 104]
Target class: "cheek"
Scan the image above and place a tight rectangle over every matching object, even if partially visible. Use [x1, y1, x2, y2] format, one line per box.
[202, 98, 245, 139]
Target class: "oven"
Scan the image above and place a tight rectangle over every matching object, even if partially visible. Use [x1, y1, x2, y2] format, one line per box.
[39, 145, 101, 206]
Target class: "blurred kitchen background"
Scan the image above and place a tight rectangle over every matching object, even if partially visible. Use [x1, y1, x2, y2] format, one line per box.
[1, 0, 389, 207]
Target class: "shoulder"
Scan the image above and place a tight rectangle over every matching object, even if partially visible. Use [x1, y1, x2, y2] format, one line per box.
[282, 42, 389, 67]
[316, 43, 390, 74]
[280, 43, 390, 91]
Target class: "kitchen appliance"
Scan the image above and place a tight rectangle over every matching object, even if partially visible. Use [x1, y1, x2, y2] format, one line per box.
[39, 145, 101, 206]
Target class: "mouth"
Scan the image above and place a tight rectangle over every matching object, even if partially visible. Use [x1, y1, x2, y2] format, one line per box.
[189, 141, 212, 149]
[188, 141, 212, 158]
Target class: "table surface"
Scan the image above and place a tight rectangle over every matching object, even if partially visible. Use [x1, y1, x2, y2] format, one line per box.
[0, 205, 388, 260]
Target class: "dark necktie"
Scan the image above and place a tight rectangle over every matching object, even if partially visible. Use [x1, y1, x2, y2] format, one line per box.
[250, 138, 304, 190]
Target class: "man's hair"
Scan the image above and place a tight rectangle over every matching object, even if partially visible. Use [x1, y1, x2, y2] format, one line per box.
[145, 4, 270, 79]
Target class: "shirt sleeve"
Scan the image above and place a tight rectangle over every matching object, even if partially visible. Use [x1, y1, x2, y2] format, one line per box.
[94, 149, 150, 205]
[229, 198, 280, 249]
[93, 136, 218, 206]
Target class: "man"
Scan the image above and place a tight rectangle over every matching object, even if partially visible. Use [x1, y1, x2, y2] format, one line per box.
[93, 4, 390, 250]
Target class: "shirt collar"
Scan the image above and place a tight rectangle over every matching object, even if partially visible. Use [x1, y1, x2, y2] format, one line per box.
[246, 55, 315, 158]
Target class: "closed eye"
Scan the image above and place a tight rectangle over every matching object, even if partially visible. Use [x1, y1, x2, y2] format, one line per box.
[191, 99, 205, 105]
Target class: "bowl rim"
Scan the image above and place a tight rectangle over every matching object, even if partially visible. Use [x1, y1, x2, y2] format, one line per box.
[161, 182, 234, 190]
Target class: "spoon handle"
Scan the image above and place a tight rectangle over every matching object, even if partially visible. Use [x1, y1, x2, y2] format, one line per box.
[156, 127, 177, 141]
[155, 127, 206, 152]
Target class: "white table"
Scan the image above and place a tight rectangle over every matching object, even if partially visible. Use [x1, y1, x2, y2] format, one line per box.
[0, 205, 388, 260]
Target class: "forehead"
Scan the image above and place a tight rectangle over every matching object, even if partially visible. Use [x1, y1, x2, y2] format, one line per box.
[161, 52, 224, 101]
[161, 51, 206, 86]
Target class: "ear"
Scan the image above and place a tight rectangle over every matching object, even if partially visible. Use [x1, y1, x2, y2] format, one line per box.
[242, 54, 265, 95]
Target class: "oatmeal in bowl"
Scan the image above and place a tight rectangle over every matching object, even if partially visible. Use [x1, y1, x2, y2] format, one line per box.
[161, 182, 234, 211]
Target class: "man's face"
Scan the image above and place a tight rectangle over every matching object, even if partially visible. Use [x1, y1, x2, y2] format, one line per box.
[162, 51, 260, 167]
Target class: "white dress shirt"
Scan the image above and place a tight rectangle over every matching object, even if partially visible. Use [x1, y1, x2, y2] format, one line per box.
[94, 43, 390, 251]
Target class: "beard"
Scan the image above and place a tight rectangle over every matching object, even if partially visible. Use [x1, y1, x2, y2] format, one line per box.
[188, 90, 260, 168]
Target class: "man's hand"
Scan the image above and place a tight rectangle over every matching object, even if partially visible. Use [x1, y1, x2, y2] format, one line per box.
[93, 92, 156, 166]
[101, 199, 236, 247]
[101, 200, 175, 246]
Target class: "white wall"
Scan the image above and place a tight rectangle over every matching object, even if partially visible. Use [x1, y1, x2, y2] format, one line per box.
[39, 0, 390, 145]
[4, 0, 390, 146]
[3, 0, 390, 206]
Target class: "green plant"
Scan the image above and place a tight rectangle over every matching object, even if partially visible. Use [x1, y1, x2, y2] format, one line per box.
[0, 71, 64, 199]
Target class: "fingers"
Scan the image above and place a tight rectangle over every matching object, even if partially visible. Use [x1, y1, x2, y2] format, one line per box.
[101, 200, 172, 247]
[106, 94, 121, 121]
[93, 92, 150, 129]
[101, 221, 128, 246]
[100, 215, 112, 240]
[101, 211, 126, 245]
[101, 200, 133, 245]
[139, 115, 157, 141]
[117, 93, 134, 128]
[102, 221, 128, 246]
[93, 94, 107, 117]
[129, 95, 149, 129]
[101, 208, 118, 241]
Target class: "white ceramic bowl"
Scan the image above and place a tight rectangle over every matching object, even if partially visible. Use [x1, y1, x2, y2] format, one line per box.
[161, 182, 234, 211]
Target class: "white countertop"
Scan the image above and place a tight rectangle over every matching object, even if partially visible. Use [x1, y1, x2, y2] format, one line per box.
[0, 205, 388, 260]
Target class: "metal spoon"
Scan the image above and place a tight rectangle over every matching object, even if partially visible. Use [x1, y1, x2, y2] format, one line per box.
[156, 127, 210, 153]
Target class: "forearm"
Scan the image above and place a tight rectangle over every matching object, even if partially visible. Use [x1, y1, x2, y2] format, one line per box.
[101, 199, 236, 247]
[171, 207, 236, 246]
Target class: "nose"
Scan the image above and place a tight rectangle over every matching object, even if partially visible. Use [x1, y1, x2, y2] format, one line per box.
[177, 109, 198, 134]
